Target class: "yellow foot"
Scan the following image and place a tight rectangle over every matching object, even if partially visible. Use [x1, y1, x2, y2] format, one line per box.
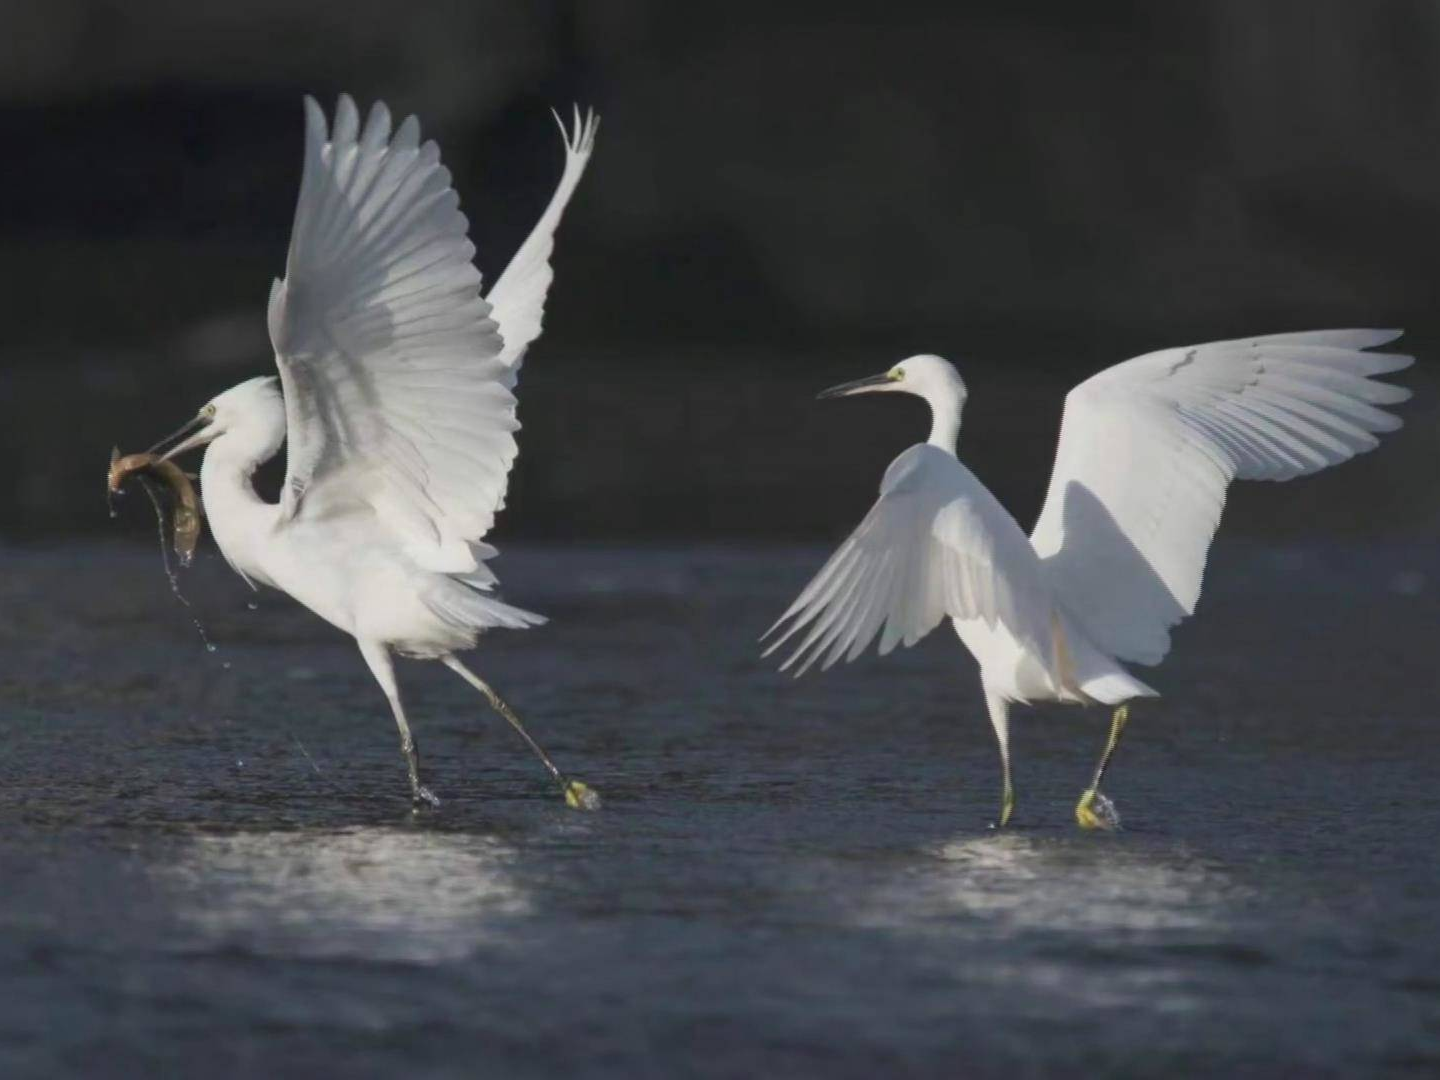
[1075, 788, 1120, 830]
[997, 784, 1015, 828]
[563, 779, 602, 811]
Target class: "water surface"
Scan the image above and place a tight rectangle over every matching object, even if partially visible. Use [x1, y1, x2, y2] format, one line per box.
[0, 541, 1437, 1077]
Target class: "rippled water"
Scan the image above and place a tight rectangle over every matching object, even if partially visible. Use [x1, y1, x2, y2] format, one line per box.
[0, 541, 1438, 1076]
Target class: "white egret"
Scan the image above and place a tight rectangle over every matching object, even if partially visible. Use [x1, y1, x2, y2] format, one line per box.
[147, 94, 600, 809]
[765, 332, 1412, 828]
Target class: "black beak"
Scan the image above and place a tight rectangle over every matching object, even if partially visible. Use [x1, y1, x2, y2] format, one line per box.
[817, 372, 894, 399]
[146, 414, 207, 456]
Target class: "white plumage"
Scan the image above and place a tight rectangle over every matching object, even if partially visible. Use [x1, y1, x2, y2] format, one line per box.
[269, 96, 598, 575]
[1030, 329, 1411, 665]
[152, 95, 600, 808]
[766, 443, 1054, 677]
[767, 334, 1411, 827]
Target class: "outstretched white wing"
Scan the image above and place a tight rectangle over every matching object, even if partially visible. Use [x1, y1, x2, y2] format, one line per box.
[266, 95, 596, 574]
[488, 107, 599, 376]
[765, 444, 1054, 676]
[1031, 329, 1412, 665]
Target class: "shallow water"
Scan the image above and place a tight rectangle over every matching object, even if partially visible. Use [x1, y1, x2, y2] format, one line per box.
[0, 540, 1438, 1077]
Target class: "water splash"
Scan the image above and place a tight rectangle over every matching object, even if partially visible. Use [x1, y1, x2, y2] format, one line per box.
[1088, 791, 1122, 830]
[120, 461, 328, 785]
[136, 474, 216, 653]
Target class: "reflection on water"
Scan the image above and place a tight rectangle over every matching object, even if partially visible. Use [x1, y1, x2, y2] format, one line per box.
[938, 832, 1236, 933]
[859, 832, 1243, 937]
[845, 832, 1258, 1015]
[158, 828, 529, 963]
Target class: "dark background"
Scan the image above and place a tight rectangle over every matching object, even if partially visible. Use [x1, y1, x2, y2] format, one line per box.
[2, 9, 1439, 1075]
[0, 0, 1436, 542]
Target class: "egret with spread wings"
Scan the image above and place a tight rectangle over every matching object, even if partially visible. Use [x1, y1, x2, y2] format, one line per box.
[149, 94, 600, 809]
[765, 334, 1411, 828]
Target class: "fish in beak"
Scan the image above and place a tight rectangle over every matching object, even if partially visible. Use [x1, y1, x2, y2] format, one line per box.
[817, 371, 901, 399]
[107, 448, 204, 566]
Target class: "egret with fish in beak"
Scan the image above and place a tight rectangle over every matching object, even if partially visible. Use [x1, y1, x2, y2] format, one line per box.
[117, 94, 602, 811]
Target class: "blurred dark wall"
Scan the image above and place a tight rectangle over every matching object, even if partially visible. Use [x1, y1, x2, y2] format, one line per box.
[0, 0, 1436, 541]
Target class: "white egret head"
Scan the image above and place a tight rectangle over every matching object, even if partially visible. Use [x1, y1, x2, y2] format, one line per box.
[818, 354, 967, 404]
[819, 355, 968, 449]
[153, 376, 284, 461]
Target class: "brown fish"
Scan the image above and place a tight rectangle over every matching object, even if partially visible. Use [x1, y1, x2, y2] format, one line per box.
[108, 448, 204, 566]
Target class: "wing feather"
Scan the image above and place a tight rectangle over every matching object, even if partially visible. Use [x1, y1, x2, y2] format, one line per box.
[765, 444, 1054, 676]
[487, 108, 600, 378]
[266, 95, 596, 573]
[1030, 329, 1412, 665]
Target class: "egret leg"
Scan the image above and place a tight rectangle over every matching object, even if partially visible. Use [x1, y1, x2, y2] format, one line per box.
[1076, 703, 1129, 830]
[984, 689, 1015, 827]
[441, 655, 600, 810]
[359, 640, 440, 809]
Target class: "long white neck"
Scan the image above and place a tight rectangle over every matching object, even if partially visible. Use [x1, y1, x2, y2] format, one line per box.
[199, 422, 283, 586]
[922, 381, 965, 453]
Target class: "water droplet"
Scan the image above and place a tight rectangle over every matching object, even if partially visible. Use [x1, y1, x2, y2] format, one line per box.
[221, 661, 232, 670]
[1088, 791, 1122, 829]
[246, 601, 259, 611]
[137, 475, 218, 654]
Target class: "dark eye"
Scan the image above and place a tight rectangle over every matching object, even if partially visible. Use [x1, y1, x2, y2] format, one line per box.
[201, 404, 217, 419]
